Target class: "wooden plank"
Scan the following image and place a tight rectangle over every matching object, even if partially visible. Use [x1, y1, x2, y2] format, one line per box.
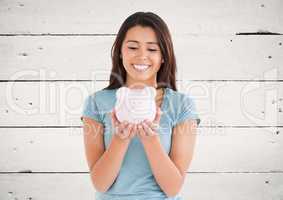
[0, 174, 94, 200]
[0, 0, 282, 34]
[0, 35, 282, 80]
[0, 173, 282, 200]
[0, 128, 282, 172]
[0, 81, 282, 126]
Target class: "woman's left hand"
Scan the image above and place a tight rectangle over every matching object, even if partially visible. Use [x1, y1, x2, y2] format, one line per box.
[137, 106, 163, 141]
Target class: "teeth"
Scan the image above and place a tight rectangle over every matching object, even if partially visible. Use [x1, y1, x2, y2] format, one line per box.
[133, 64, 150, 71]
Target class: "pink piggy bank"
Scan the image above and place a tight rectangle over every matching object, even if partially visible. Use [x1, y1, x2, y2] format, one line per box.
[115, 86, 157, 124]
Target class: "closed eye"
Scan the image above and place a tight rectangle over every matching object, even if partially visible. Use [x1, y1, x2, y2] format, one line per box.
[128, 47, 158, 52]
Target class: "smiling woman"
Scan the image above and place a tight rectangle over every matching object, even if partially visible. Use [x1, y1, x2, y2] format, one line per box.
[81, 11, 200, 200]
[107, 11, 177, 91]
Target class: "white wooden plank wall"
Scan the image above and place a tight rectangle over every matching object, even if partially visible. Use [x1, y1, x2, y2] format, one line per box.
[0, 0, 282, 199]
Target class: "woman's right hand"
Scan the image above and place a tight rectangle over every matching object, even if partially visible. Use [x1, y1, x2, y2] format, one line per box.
[111, 109, 137, 141]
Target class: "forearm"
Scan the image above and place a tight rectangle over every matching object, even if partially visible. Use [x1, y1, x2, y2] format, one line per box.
[141, 137, 184, 198]
[90, 134, 130, 192]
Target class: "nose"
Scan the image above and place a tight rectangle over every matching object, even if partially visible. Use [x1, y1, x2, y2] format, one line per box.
[137, 47, 148, 60]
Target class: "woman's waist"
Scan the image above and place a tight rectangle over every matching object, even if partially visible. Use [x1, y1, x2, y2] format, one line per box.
[95, 191, 182, 200]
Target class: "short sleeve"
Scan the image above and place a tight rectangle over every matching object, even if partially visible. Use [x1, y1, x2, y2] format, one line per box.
[174, 94, 201, 126]
[81, 94, 103, 124]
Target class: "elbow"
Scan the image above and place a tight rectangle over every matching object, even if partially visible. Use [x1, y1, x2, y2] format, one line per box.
[92, 179, 109, 193]
[164, 176, 184, 198]
[165, 189, 181, 199]
[163, 183, 182, 198]
[90, 172, 109, 193]
[93, 183, 108, 193]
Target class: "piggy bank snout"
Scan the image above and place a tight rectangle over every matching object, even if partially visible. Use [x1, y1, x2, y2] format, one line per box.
[115, 99, 156, 123]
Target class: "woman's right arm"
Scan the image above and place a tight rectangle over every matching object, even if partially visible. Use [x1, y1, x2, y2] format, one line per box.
[82, 116, 130, 193]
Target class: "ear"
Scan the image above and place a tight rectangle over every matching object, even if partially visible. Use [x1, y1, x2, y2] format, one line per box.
[148, 86, 156, 98]
[116, 87, 126, 99]
[124, 87, 130, 97]
[116, 87, 121, 97]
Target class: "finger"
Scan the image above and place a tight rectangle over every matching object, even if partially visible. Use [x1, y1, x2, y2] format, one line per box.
[120, 121, 130, 138]
[128, 124, 135, 139]
[125, 123, 133, 137]
[142, 121, 155, 136]
[153, 107, 162, 123]
[114, 120, 125, 135]
[112, 119, 121, 134]
[132, 124, 138, 138]
[110, 110, 114, 122]
[130, 124, 138, 139]
[144, 120, 159, 134]
[115, 121, 122, 133]
[116, 128, 124, 139]
[111, 110, 119, 126]
[137, 123, 146, 137]
[112, 108, 122, 124]
[111, 112, 116, 127]
[120, 120, 128, 128]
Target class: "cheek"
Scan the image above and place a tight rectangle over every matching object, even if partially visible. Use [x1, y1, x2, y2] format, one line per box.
[152, 52, 162, 61]
[152, 56, 162, 65]
[121, 51, 132, 64]
[152, 57, 162, 71]
[121, 47, 133, 59]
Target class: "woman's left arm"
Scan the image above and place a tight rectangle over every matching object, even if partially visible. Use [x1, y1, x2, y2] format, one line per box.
[140, 119, 198, 198]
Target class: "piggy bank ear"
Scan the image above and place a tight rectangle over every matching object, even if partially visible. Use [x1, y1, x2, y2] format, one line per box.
[116, 87, 125, 102]
[123, 87, 130, 98]
[148, 86, 156, 98]
[116, 87, 127, 99]
[116, 87, 121, 99]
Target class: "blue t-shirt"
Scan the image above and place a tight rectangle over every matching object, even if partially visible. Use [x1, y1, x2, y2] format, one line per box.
[81, 87, 201, 200]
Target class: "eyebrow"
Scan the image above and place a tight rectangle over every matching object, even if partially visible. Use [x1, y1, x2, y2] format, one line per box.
[126, 40, 159, 45]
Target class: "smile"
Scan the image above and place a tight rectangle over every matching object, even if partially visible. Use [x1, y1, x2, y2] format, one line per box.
[133, 64, 150, 72]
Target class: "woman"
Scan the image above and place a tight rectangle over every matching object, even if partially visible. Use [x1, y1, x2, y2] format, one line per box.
[81, 11, 201, 200]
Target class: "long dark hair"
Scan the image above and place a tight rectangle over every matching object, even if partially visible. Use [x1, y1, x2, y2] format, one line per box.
[103, 12, 177, 91]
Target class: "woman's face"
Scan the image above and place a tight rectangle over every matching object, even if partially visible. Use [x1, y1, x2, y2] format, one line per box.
[121, 25, 164, 88]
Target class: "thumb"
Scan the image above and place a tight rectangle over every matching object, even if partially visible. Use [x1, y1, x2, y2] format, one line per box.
[153, 107, 162, 123]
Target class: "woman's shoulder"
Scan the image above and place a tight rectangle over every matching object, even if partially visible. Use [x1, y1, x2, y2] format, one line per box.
[167, 87, 194, 103]
[89, 88, 117, 101]
[167, 88, 200, 126]
[84, 88, 117, 119]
